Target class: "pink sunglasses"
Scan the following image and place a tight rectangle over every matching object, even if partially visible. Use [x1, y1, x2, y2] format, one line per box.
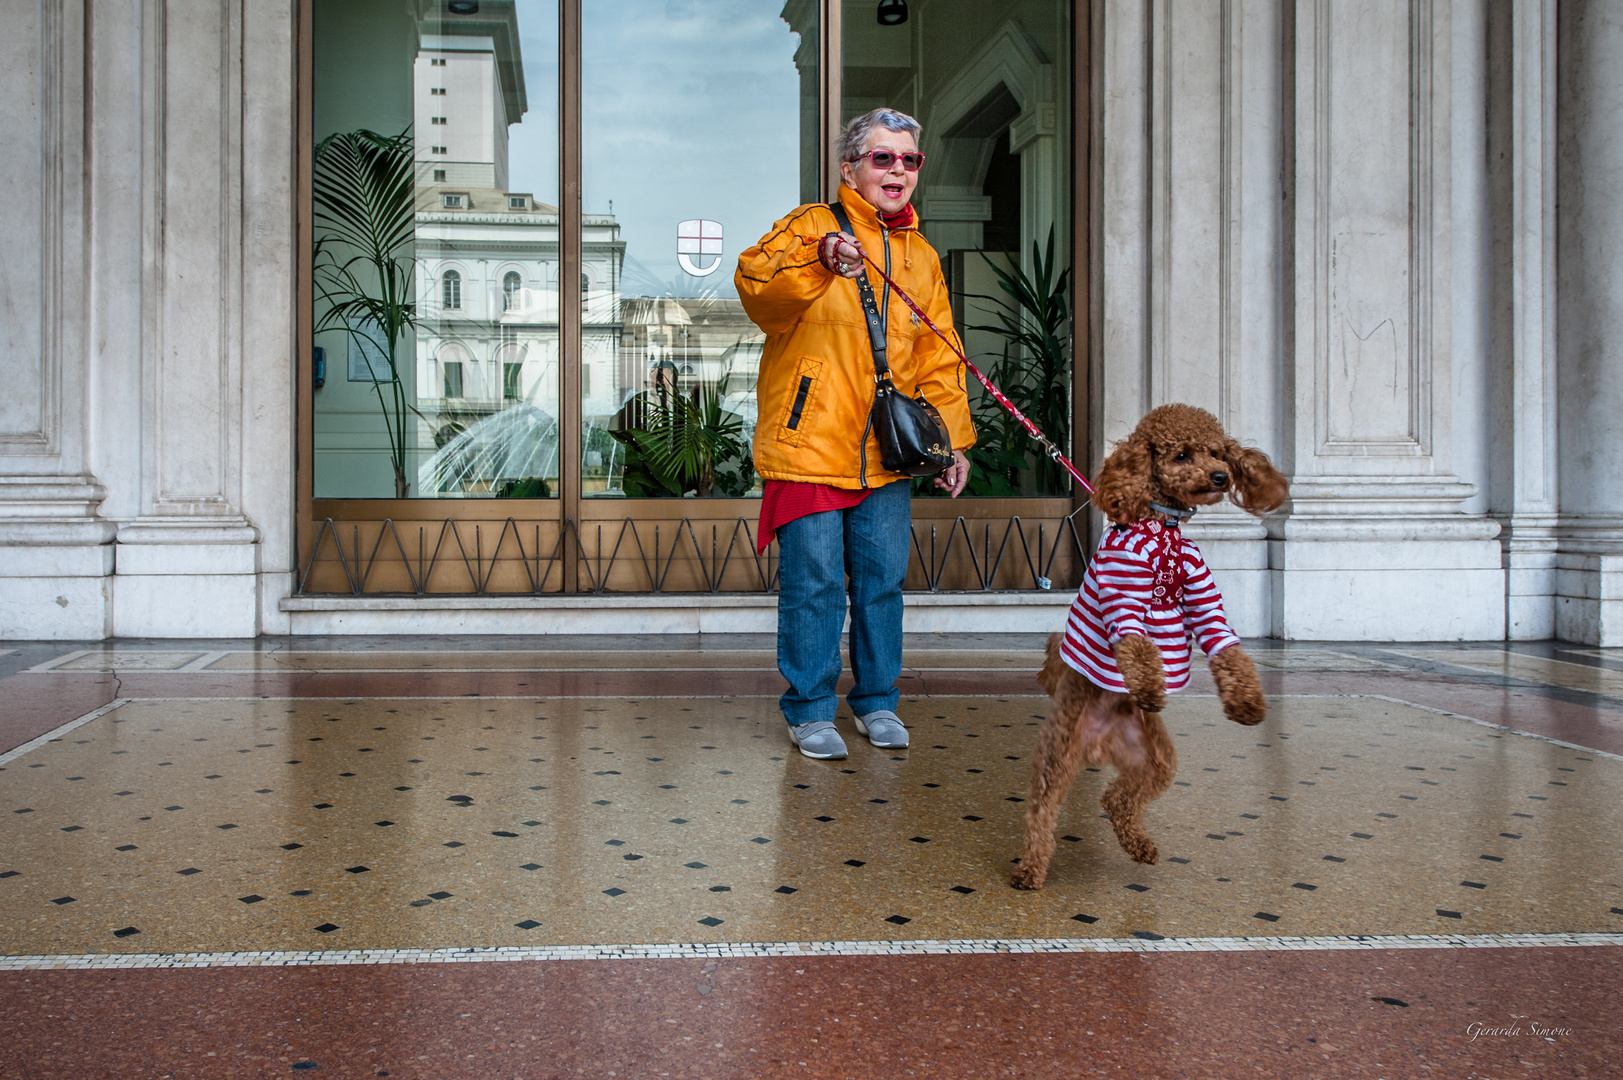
[852, 149, 925, 172]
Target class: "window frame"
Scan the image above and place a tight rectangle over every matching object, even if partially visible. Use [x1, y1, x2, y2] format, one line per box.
[296, 0, 1090, 588]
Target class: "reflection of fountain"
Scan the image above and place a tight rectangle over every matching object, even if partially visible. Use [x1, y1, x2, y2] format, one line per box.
[581, 409, 626, 495]
[418, 403, 559, 495]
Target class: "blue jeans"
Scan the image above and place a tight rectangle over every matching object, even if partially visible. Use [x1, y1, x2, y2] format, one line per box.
[776, 479, 912, 727]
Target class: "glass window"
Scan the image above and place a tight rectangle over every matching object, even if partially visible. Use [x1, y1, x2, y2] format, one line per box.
[843, 0, 1073, 496]
[312, 0, 560, 500]
[581, 0, 816, 498]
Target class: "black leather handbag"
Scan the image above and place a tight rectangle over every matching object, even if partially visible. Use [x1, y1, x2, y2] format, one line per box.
[829, 203, 955, 478]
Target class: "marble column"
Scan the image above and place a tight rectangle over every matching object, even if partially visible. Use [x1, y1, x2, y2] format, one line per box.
[1096, 0, 1285, 636]
[1271, 0, 1504, 640]
[1, 0, 297, 640]
[0, 0, 116, 640]
[1555, 1, 1623, 644]
[100, 0, 262, 638]
[1487, 0, 1560, 639]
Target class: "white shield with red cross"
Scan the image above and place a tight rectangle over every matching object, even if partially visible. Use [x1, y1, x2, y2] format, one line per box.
[677, 218, 724, 277]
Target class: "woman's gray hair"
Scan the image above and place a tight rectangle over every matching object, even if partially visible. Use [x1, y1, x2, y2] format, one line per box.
[837, 108, 922, 163]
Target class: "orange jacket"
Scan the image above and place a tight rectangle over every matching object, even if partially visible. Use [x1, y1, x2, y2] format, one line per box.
[735, 185, 975, 489]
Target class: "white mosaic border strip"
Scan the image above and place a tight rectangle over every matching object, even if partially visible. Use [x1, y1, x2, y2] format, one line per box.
[2, 932, 1620, 971]
[0, 699, 129, 767]
[23, 649, 93, 673]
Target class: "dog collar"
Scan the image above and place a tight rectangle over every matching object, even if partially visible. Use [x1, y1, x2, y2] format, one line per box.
[1149, 501, 1196, 522]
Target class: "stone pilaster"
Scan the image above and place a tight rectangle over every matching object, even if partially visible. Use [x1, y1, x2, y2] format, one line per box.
[1273, 0, 1504, 640]
[1095, 1, 1286, 636]
[103, 0, 273, 638]
[1486, 0, 1560, 639]
[1554, 2, 1623, 644]
[0, 1, 116, 640]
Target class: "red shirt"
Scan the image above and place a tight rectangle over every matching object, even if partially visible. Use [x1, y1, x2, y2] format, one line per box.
[756, 480, 869, 553]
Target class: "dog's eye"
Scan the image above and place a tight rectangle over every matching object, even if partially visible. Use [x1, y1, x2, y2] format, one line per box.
[1174, 451, 1189, 462]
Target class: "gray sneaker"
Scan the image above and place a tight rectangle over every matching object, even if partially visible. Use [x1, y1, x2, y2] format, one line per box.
[855, 710, 909, 749]
[788, 720, 848, 760]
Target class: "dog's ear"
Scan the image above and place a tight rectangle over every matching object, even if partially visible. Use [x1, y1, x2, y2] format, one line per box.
[1223, 440, 1289, 516]
[1092, 431, 1155, 524]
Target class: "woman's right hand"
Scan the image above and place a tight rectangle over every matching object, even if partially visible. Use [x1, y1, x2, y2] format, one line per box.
[818, 232, 866, 278]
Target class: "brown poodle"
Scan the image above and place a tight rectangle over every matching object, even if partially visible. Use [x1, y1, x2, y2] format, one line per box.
[1011, 404, 1288, 890]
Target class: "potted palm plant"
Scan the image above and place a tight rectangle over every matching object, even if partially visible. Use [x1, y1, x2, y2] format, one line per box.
[959, 227, 1073, 496]
[312, 127, 422, 498]
[610, 386, 749, 498]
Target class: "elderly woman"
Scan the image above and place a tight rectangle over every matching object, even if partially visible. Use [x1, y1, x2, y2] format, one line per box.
[736, 108, 975, 760]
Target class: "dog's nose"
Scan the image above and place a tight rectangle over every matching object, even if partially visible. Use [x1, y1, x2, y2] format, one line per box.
[1210, 471, 1229, 488]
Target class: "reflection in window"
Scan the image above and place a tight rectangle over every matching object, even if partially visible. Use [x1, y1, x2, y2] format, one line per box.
[840, 4, 1074, 496]
[312, 0, 561, 500]
[581, 0, 812, 497]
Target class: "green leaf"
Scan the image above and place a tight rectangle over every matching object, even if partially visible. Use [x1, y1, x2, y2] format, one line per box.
[312, 128, 419, 490]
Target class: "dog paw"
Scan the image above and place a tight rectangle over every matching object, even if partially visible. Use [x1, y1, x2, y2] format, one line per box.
[1010, 863, 1047, 890]
[1113, 634, 1166, 712]
[1124, 837, 1159, 865]
[1108, 819, 1159, 864]
[1209, 646, 1266, 725]
[1222, 691, 1267, 726]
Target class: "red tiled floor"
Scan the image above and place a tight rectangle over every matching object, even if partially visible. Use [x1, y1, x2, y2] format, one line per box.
[0, 946, 1613, 1079]
[0, 675, 118, 756]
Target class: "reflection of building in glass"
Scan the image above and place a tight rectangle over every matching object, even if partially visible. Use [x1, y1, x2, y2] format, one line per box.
[613, 299, 763, 422]
[404, 2, 768, 497]
[408, 14, 623, 494]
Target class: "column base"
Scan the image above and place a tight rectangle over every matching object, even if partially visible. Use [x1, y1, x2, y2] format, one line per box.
[1498, 516, 1560, 640]
[1269, 514, 1505, 641]
[0, 478, 116, 639]
[1554, 553, 1623, 646]
[112, 521, 261, 638]
[1183, 506, 1269, 637]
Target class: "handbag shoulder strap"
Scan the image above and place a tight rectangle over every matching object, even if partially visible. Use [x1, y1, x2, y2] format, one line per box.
[828, 202, 890, 380]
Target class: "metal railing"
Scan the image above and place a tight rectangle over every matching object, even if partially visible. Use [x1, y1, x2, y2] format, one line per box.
[296, 512, 1088, 596]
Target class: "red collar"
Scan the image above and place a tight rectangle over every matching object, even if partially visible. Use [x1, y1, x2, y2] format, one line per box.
[878, 205, 915, 229]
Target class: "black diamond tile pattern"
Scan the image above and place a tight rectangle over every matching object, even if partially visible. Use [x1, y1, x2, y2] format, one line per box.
[0, 685, 1614, 953]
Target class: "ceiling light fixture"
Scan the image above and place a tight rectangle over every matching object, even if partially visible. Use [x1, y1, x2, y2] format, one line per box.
[448, 1, 479, 14]
[877, 0, 908, 26]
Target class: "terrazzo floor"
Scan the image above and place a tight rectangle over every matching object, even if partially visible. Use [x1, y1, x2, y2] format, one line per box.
[0, 635, 1618, 1078]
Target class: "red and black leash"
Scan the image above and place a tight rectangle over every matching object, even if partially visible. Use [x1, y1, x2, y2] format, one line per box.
[857, 251, 1095, 496]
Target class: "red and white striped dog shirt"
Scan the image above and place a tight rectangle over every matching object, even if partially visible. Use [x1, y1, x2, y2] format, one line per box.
[1059, 519, 1240, 694]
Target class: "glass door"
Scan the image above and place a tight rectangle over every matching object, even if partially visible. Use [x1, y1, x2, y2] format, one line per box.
[579, 0, 817, 502]
[843, 0, 1074, 500]
[311, 0, 562, 503]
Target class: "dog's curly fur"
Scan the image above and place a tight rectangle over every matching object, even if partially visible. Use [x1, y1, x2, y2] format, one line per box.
[1012, 405, 1287, 890]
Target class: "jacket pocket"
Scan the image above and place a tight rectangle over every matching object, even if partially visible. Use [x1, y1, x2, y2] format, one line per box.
[776, 355, 823, 447]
